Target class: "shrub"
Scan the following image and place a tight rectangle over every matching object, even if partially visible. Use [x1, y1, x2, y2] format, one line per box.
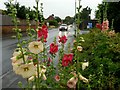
[48, 20, 58, 27]
[73, 28, 120, 89]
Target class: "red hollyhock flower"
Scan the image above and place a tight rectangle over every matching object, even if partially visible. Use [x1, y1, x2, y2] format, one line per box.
[96, 23, 102, 30]
[38, 25, 48, 42]
[49, 43, 58, 54]
[58, 35, 67, 44]
[47, 57, 52, 66]
[62, 53, 73, 67]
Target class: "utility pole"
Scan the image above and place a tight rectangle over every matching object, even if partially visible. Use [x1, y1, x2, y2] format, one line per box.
[74, 0, 77, 36]
[77, 0, 81, 36]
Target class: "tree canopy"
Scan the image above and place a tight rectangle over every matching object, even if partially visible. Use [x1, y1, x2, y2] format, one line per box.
[4, 2, 44, 22]
[95, 2, 120, 32]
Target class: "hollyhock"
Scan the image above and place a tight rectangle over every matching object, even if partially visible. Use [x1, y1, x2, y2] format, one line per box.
[67, 77, 78, 88]
[11, 55, 28, 65]
[79, 73, 89, 83]
[102, 20, 109, 31]
[28, 41, 43, 54]
[82, 62, 89, 70]
[96, 23, 102, 30]
[108, 30, 115, 37]
[77, 46, 83, 52]
[38, 25, 48, 42]
[49, 43, 58, 54]
[54, 75, 60, 81]
[47, 57, 52, 66]
[15, 63, 36, 78]
[58, 35, 67, 44]
[62, 53, 73, 67]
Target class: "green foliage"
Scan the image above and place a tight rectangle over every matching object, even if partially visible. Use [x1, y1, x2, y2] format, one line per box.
[48, 20, 58, 27]
[55, 16, 61, 23]
[74, 28, 120, 89]
[95, 2, 120, 32]
[63, 16, 74, 25]
[81, 6, 91, 21]
[4, 2, 44, 21]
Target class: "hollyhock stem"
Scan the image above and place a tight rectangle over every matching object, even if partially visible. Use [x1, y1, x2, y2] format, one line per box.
[9, 1, 26, 64]
[36, 54, 40, 88]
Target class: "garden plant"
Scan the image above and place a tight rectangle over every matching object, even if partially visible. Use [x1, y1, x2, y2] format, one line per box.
[9, 0, 120, 89]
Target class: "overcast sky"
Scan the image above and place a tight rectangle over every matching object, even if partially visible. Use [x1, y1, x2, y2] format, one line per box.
[0, 0, 102, 19]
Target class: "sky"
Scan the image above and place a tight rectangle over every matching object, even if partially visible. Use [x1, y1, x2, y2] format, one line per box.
[0, 0, 102, 19]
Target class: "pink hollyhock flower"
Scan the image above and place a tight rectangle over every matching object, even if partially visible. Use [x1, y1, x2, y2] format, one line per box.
[38, 25, 48, 42]
[49, 43, 58, 54]
[58, 35, 67, 44]
[102, 20, 109, 31]
[62, 53, 73, 67]
[54, 75, 60, 81]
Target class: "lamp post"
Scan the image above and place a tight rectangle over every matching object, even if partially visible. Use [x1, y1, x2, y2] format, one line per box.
[74, 0, 77, 36]
[76, 0, 81, 36]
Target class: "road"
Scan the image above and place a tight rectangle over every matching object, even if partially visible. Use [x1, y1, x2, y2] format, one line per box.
[0, 27, 89, 89]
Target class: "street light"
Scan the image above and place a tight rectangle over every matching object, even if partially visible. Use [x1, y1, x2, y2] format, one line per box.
[74, 0, 77, 36]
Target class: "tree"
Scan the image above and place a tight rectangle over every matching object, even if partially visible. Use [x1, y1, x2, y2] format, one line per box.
[74, 6, 91, 23]
[55, 16, 61, 23]
[81, 6, 91, 21]
[63, 16, 74, 25]
[95, 2, 120, 32]
[4, 2, 43, 20]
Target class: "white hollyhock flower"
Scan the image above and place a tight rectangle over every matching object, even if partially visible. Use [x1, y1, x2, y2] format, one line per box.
[79, 74, 89, 83]
[12, 63, 19, 72]
[40, 65, 46, 73]
[77, 46, 83, 51]
[42, 74, 47, 80]
[67, 77, 78, 88]
[28, 76, 35, 81]
[29, 65, 47, 81]
[28, 41, 43, 54]
[11, 55, 28, 65]
[13, 48, 27, 56]
[82, 62, 89, 70]
[80, 37, 85, 42]
[15, 64, 36, 78]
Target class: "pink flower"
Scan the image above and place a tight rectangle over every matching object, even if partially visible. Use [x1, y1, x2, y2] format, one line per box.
[54, 75, 60, 81]
[58, 35, 67, 44]
[102, 20, 109, 31]
[62, 53, 73, 67]
[49, 43, 58, 54]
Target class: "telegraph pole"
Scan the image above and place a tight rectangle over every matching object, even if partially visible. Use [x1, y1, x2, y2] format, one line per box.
[74, 0, 77, 36]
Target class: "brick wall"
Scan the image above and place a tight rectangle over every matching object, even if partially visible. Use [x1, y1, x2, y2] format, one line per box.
[1, 14, 37, 34]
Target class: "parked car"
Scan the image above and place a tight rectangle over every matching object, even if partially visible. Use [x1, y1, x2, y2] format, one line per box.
[59, 24, 68, 31]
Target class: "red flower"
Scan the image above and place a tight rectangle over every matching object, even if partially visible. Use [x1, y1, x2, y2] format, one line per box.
[38, 25, 48, 42]
[49, 43, 58, 54]
[62, 53, 73, 67]
[58, 35, 67, 44]
[96, 23, 102, 30]
[47, 57, 52, 66]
